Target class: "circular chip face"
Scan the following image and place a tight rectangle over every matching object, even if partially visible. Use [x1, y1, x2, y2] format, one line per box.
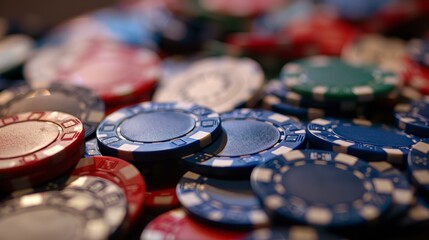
[408, 139, 429, 197]
[64, 176, 128, 234]
[154, 57, 264, 113]
[306, 118, 421, 164]
[68, 156, 146, 227]
[0, 191, 110, 240]
[243, 226, 342, 240]
[141, 208, 248, 240]
[368, 161, 414, 220]
[25, 39, 161, 105]
[250, 149, 393, 227]
[0, 111, 85, 178]
[0, 34, 34, 74]
[84, 138, 102, 157]
[0, 83, 105, 138]
[281, 56, 399, 102]
[182, 108, 306, 178]
[395, 100, 429, 138]
[177, 171, 269, 229]
[96, 102, 222, 161]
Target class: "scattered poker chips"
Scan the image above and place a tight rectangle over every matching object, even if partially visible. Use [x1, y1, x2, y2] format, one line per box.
[408, 139, 429, 197]
[68, 156, 146, 227]
[0, 111, 85, 179]
[0, 190, 112, 240]
[182, 108, 306, 178]
[64, 176, 128, 234]
[395, 100, 429, 137]
[244, 226, 342, 240]
[141, 208, 248, 240]
[0, 83, 105, 138]
[25, 39, 161, 106]
[306, 118, 420, 164]
[177, 171, 269, 229]
[281, 56, 400, 102]
[154, 57, 264, 113]
[96, 102, 222, 162]
[251, 149, 394, 228]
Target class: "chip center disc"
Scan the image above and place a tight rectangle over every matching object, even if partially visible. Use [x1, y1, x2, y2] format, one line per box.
[203, 178, 256, 206]
[0, 121, 60, 159]
[283, 164, 366, 204]
[119, 111, 196, 142]
[0, 208, 81, 239]
[203, 119, 280, 156]
[333, 125, 414, 146]
[6, 92, 81, 117]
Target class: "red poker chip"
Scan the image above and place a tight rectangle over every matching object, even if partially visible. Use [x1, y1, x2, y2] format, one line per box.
[408, 64, 429, 95]
[144, 187, 179, 208]
[0, 111, 85, 179]
[141, 208, 248, 240]
[0, 147, 83, 192]
[69, 156, 146, 228]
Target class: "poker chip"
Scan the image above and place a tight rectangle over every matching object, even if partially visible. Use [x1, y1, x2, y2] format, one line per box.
[182, 108, 306, 178]
[408, 139, 429, 197]
[407, 64, 429, 95]
[0, 111, 85, 178]
[177, 171, 270, 229]
[0, 34, 34, 75]
[395, 100, 429, 137]
[281, 56, 399, 102]
[85, 138, 102, 157]
[396, 195, 429, 230]
[0, 191, 111, 239]
[0, 83, 105, 138]
[64, 176, 128, 234]
[407, 38, 429, 68]
[68, 156, 146, 227]
[243, 226, 342, 240]
[0, 146, 82, 192]
[153, 57, 264, 113]
[25, 39, 161, 105]
[250, 149, 394, 228]
[306, 118, 421, 164]
[96, 102, 222, 162]
[368, 161, 414, 220]
[141, 208, 248, 240]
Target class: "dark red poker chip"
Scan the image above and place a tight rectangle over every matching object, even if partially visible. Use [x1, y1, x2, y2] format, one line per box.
[141, 208, 248, 240]
[0, 111, 85, 179]
[408, 64, 429, 95]
[0, 146, 83, 192]
[69, 156, 146, 228]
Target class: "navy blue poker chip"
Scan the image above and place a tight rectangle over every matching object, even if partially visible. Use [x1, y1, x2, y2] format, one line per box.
[394, 100, 429, 138]
[368, 161, 414, 221]
[0, 82, 105, 138]
[176, 171, 269, 229]
[84, 138, 102, 157]
[306, 118, 421, 164]
[96, 101, 222, 162]
[181, 109, 307, 179]
[250, 149, 394, 228]
[408, 139, 429, 197]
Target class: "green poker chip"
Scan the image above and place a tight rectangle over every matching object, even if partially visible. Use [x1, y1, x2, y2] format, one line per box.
[280, 56, 399, 102]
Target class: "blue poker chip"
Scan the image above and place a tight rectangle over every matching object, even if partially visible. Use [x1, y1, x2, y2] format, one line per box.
[394, 100, 429, 138]
[408, 39, 429, 68]
[320, 0, 390, 20]
[0, 82, 105, 138]
[396, 195, 429, 230]
[181, 108, 307, 179]
[250, 149, 394, 228]
[306, 118, 421, 164]
[84, 138, 102, 157]
[96, 101, 222, 162]
[368, 162, 414, 221]
[176, 171, 270, 229]
[408, 139, 429, 197]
